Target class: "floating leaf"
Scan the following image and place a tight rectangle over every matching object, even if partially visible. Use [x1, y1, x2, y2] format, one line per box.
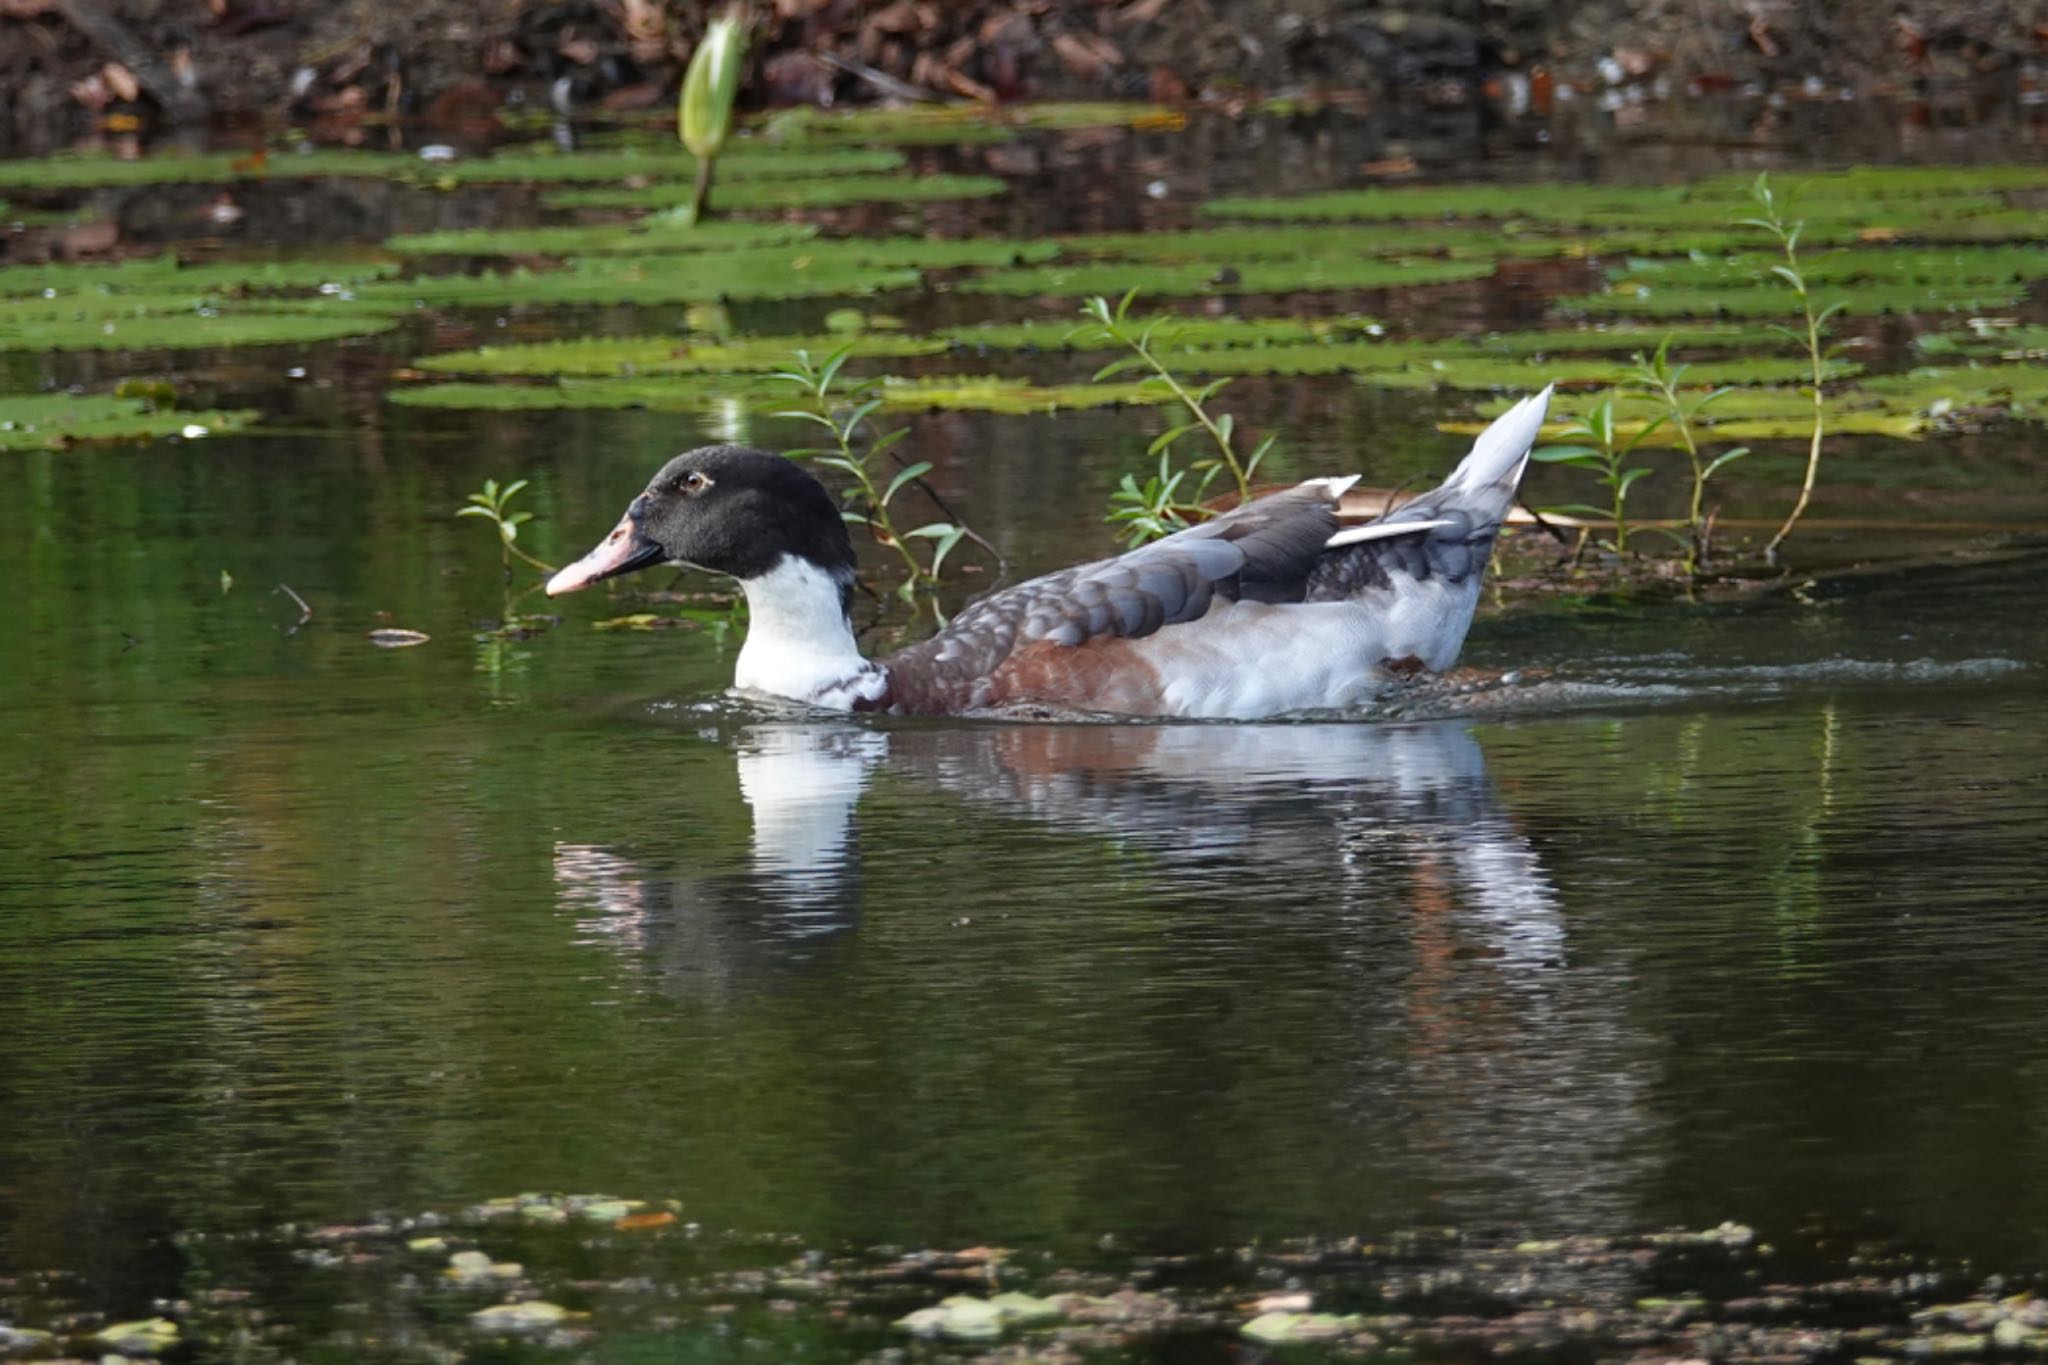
[942, 314, 1381, 351]
[354, 250, 920, 308]
[0, 254, 399, 296]
[895, 1293, 1065, 1341]
[542, 172, 1007, 212]
[875, 374, 1168, 413]
[1242, 1311, 1365, 1345]
[385, 220, 819, 257]
[957, 255, 1493, 298]
[0, 391, 256, 449]
[1, 307, 399, 352]
[415, 332, 948, 377]
[1557, 280, 2026, 318]
[470, 1301, 572, 1332]
[0, 143, 904, 190]
[758, 100, 1180, 146]
[95, 1318, 180, 1354]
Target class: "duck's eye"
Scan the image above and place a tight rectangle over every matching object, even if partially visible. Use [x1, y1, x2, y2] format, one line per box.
[675, 470, 712, 496]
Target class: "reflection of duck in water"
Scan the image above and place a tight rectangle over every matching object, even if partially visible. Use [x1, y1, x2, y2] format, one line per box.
[553, 719, 1565, 987]
[554, 720, 1653, 1232]
[545, 392, 1550, 718]
[553, 726, 885, 996]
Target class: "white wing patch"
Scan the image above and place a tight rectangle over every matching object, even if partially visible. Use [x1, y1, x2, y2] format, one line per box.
[1324, 518, 1457, 549]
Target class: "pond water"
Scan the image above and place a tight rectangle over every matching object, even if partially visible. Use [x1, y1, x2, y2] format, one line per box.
[3, 99, 2048, 1360]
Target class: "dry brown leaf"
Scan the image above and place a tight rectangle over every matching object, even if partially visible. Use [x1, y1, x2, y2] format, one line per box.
[60, 219, 121, 258]
[481, 38, 522, 74]
[1119, 0, 1170, 24]
[865, 0, 919, 34]
[600, 81, 664, 110]
[615, 1211, 678, 1231]
[102, 61, 140, 102]
[68, 74, 111, 110]
[1147, 62, 1189, 102]
[1051, 31, 1109, 80]
[935, 64, 996, 103]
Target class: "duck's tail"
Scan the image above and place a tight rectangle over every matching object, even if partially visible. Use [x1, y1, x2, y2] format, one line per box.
[1435, 383, 1552, 524]
[1307, 385, 1552, 672]
[1324, 385, 1551, 551]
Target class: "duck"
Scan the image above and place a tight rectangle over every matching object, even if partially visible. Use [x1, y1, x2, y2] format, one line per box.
[544, 386, 1552, 719]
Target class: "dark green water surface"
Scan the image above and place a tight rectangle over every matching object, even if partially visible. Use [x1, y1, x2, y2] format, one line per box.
[3, 422, 2045, 1292]
[4, 104, 2048, 1358]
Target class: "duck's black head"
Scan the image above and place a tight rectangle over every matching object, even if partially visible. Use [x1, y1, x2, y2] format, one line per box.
[546, 445, 855, 597]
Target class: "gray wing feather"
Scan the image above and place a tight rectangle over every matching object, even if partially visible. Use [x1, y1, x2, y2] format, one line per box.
[882, 485, 1341, 697]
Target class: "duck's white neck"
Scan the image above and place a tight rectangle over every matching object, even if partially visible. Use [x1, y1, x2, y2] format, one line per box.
[733, 555, 886, 710]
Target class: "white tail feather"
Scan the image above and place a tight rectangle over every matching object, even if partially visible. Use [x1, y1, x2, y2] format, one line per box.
[1446, 384, 1553, 495]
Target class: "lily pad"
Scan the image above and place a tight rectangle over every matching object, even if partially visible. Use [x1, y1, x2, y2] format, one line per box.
[0, 255, 398, 296]
[390, 371, 1163, 415]
[424, 144, 905, 185]
[1915, 324, 2048, 359]
[0, 391, 256, 449]
[1242, 1311, 1365, 1345]
[1471, 323, 1797, 355]
[957, 255, 1494, 298]
[1607, 244, 2048, 290]
[94, 1317, 180, 1354]
[0, 143, 904, 191]
[1469, 386, 1908, 442]
[414, 332, 947, 377]
[385, 220, 819, 257]
[470, 1301, 573, 1332]
[759, 100, 1183, 145]
[388, 376, 781, 412]
[876, 374, 1166, 412]
[0, 306, 400, 352]
[1062, 222, 1553, 263]
[1557, 280, 2026, 318]
[353, 250, 920, 308]
[940, 314, 1382, 351]
[762, 236, 1059, 270]
[895, 1292, 1066, 1341]
[1349, 353, 1860, 390]
[542, 172, 1008, 212]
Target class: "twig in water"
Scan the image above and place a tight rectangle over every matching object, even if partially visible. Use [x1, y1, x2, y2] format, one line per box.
[275, 582, 313, 635]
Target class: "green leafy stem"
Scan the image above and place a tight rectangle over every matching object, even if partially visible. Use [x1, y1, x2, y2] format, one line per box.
[771, 344, 990, 603]
[1075, 289, 1276, 546]
[457, 478, 556, 575]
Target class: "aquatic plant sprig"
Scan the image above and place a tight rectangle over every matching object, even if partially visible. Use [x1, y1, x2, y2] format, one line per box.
[457, 478, 556, 575]
[1739, 173, 1845, 559]
[1076, 291, 1273, 504]
[1626, 337, 1749, 571]
[770, 344, 983, 603]
[1531, 392, 1665, 557]
[1076, 290, 1281, 545]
